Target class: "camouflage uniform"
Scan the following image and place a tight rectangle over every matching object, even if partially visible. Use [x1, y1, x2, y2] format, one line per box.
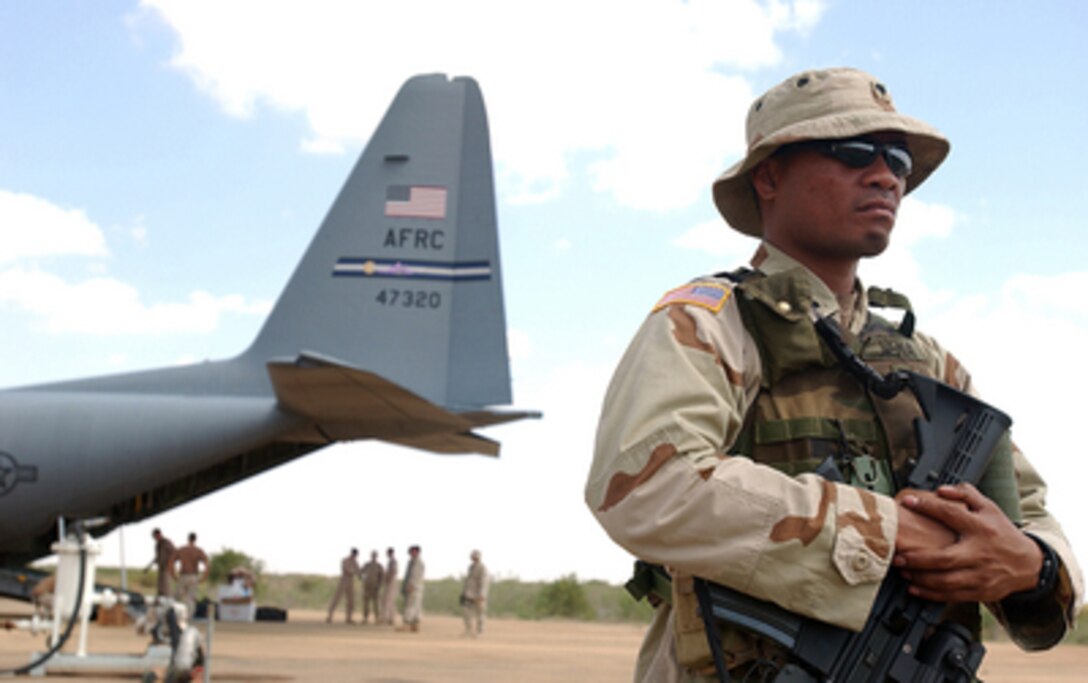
[461, 551, 490, 636]
[151, 533, 176, 597]
[360, 554, 384, 623]
[401, 550, 425, 629]
[587, 244, 1083, 682]
[326, 552, 360, 623]
[380, 553, 399, 624]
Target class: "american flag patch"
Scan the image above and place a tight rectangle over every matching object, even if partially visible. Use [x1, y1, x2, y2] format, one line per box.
[385, 185, 448, 220]
[653, 282, 731, 313]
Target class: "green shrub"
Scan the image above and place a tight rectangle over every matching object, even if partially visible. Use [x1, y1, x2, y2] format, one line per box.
[489, 578, 539, 620]
[208, 548, 264, 596]
[423, 577, 463, 614]
[584, 579, 654, 622]
[534, 574, 595, 620]
[296, 576, 321, 594]
[92, 565, 663, 627]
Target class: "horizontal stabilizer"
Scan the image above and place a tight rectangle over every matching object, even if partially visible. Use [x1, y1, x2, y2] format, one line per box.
[458, 409, 543, 429]
[390, 431, 502, 457]
[267, 354, 534, 456]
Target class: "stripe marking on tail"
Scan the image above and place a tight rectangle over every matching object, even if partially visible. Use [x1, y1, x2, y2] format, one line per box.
[332, 257, 492, 281]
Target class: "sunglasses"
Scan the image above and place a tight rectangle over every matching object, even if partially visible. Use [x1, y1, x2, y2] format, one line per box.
[786, 139, 913, 179]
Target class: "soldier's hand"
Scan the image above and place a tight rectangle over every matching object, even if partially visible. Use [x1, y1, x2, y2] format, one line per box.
[893, 489, 957, 553]
[893, 483, 1042, 603]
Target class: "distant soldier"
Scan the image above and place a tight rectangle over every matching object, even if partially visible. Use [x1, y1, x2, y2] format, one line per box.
[461, 549, 490, 637]
[326, 548, 360, 624]
[397, 545, 425, 632]
[379, 547, 398, 625]
[360, 550, 384, 624]
[169, 532, 209, 619]
[146, 528, 176, 597]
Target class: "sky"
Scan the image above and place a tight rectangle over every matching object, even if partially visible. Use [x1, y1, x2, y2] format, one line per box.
[1, 1, 1087, 587]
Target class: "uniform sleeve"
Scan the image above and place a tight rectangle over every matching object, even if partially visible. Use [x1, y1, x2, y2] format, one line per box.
[585, 293, 899, 631]
[987, 443, 1085, 649]
[921, 334, 1085, 647]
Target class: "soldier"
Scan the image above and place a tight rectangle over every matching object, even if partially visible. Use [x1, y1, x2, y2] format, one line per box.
[168, 532, 209, 620]
[326, 547, 360, 624]
[145, 528, 176, 597]
[586, 67, 1083, 681]
[379, 546, 399, 625]
[359, 550, 384, 624]
[461, 549, 490, 637]
[397, 545, 425, 632]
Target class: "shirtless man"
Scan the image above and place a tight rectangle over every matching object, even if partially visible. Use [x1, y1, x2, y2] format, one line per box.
[169, 532, 210, 619]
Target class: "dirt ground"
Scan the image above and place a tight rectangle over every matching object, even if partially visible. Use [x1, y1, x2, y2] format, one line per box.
[1, 602, 1085, 682]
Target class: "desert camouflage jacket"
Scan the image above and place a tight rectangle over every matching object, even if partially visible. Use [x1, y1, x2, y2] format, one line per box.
[463, 560, 490, 602]
[586, 244, 1083, 682]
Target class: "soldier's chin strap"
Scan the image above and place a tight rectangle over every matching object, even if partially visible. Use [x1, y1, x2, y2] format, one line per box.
[809, 304, 911, 401]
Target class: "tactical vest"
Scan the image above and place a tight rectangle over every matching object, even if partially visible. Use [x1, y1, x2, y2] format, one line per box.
[670, 267, 1022, 675]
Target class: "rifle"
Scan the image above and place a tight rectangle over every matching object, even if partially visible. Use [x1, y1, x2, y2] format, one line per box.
[693, 309, 1013, 682]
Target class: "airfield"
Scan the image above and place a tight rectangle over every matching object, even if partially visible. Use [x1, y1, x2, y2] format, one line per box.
[2, 601, 1087, 682]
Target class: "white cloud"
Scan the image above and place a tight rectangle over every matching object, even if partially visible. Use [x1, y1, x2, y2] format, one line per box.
[920, 269, 1088, 571]
[787, 0, 826, 33]
[128, 215, 149, 246]
[140, 0, 826, 210]
[506, 327, 533, 361]
[586, 71, 753, 211]
[1000, 272, 1088, 318]
[0, 191, 270, 336]
[891, 195, 956, 247]
[0, 190, 109, 263]
[672, 217, 753, 259]
[859, 195, 956, 312]
[498, 359, 632, 581]
[0, 267, 269, 335]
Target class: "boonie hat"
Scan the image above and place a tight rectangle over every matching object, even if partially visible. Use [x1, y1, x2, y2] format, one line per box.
[712, 67, 950, 237]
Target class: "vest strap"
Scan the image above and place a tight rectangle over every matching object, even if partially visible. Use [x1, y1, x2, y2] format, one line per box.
[753, 417, 880, 445]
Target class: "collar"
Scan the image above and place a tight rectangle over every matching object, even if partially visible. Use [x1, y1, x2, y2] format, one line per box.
[750, 243, 869, 334]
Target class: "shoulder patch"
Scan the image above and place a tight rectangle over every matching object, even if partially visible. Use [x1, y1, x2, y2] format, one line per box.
[653, 282, 731, 313]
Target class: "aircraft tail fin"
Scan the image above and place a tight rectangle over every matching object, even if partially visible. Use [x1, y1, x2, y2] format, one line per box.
[245, 75, 511, 411]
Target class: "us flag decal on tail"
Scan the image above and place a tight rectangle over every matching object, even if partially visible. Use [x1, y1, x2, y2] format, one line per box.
[385, 185, 448, 219]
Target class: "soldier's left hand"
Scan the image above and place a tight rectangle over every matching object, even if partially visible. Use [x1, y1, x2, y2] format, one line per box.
[892, 483, 1042, 603]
